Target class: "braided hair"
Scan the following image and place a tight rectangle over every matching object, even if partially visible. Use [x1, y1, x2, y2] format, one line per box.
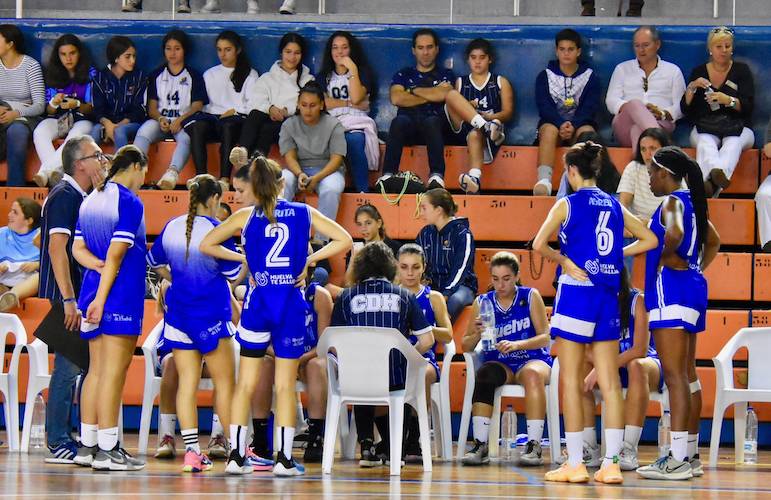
[652, 146, 709, 256]
[185, 174, 222, 260]
[99, 145, 147, 191]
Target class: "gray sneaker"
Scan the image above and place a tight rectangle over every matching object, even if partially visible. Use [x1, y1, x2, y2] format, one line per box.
[636, 454, 693, 480]
[619, 442, 639, 471]
[461, 439, 489, 466]
[73, 444, 97, 467]
[556, 442, 602, 467]
[519, 440, 543, 466]
[121, 0, 142, 12]
[689, 454, 704, 477]
[92, 446, 146, 471]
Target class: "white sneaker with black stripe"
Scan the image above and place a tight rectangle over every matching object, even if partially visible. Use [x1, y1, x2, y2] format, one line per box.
[636, 453, 693, 480]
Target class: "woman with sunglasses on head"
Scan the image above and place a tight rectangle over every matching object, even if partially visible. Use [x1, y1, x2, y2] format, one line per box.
[681, 26, 754, 198]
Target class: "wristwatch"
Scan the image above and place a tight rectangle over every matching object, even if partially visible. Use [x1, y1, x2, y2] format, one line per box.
[729, 97, 737, 108]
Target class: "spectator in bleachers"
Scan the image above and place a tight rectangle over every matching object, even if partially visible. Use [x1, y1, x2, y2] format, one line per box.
[279, 81, 346, 235]
[199, 0, 296, 14]
[33, 34, 96, 188]
[754, 118, 771, 253]
[0, 24, 45, 187]
[450, 38, 514, 195]
[229, 33, 313, 169]
[378, 28, 455, 190]
[556, 131, 620, 199]
[605, 26, 685, 152]
[319, 31, 377, 194]
[417, 188, 477, 321]
[533, 29, 601, 196]
[196, 31, 259, 192]
[581, 0, 643, 16]
[618, 127, 669, 224]
[0, 197, 41, 311]
[682, 26, 754, 198]
[134, 29, 209, 190]
[90, 36, 147, 156]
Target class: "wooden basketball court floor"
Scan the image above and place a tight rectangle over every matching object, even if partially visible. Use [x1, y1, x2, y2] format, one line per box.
[1, 437, 770, 499]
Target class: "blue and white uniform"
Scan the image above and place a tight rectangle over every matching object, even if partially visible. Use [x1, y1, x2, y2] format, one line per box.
[478, 287, 552, 373]
[238, 200, 312, 359]
[644, 189, 708, 333]
[619, 289, 664, 391]
[447, 73, 504, 163]
[303, 282, 320, 353]
[75, 181, 146, 339]
[147, 214, 241, 354]
[413, 285, 440, 379]
[147, 65, 208, 125]
[550, 187, 624, 343]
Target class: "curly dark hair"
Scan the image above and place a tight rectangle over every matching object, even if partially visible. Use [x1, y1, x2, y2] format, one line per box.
[351, 241, 397, 283]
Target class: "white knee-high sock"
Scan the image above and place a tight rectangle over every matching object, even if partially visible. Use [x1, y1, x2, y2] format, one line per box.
[229, 424, 247, 458]
[281, 427, 295, 461]
[565, 431, 583, 467]
[472, 416, 490, 443]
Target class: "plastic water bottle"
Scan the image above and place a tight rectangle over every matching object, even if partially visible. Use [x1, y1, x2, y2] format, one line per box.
[744, 406, 758, 464]
[501, 405, 517, 462]
[30, 394, 46, 449]
[658, 410, 671, 457]
[478, 296, 496, 352]
[705, 86, 721, 111]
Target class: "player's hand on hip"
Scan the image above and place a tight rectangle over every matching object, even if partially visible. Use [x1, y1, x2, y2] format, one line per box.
[562, 257, 588, 281]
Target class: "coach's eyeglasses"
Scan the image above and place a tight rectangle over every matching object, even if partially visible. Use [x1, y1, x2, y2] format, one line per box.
[78, 151, 109, 163]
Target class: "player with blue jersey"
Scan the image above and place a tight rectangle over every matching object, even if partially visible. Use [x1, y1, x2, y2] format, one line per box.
[636, 147, 720, 480]
[200, 155, 351, 477]
[579, 270, 663, 471]
[534, 141, 656, 484]
[396, 244, 453, 463]
[445, 38, 514, 194]
[71, 145, 148, 471]
[147, 175, 241, 473]
[459, 252, 552, 467]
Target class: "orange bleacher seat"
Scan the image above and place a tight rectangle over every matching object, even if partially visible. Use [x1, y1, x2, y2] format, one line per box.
[709, 199, 756, 246]
[702, 252, 753, 301]
[699, 310, 751, 361]
[0, 188, 48, 221]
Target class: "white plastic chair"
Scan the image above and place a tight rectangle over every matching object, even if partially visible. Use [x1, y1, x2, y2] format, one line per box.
[456, 351, 561, 463]
[20, 338, 50, 452]
[0, 313, 27, 451]
[595, 384, 669, 457]
[709, 327, 771, 466]
[138, 319, 241, 455]
[429, 339, 455, 461]
[317, 326, 432, 476]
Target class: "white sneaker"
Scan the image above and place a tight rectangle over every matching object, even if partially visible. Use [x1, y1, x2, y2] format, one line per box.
[618, 442, 639, 471]
[278, 0, 295, 14]
[427, 174, 445, 189]
[636, 454, 693, 481]
[246, 0, 259, 13]
[157, 169, 179, 190]
[533, 178, 552, 196]
[484, 119, 505, 146]
[200, 0, 221, 12]
[555, 442, 601, 467]
[689, 454, 704, 477]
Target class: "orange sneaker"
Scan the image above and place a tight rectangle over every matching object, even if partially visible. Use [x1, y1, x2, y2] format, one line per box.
[544, 462, 590, 483]
[594, 461, 624, 484]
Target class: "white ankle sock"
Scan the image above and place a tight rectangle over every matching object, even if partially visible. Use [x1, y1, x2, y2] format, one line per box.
[603, 428, 624, 468]
[687, 433, 699, 458]
[671, 431, 688, 461]
[566, 431, 583, 467]
[526, 419, 545, 443]
[80, 423, 98, 448]
[211, 413, 223, 437]
[470, 114, 487, 129]
[582, 427, 597, 447]
[159, 413, 177, 439]
[623, 425, 643, 449]
[181, 428, 200, 454]
[281, 427, 295, 461]
[97, 427, 119, 451]
[472, 416, 490, 443]
[229, 424, 247, 457]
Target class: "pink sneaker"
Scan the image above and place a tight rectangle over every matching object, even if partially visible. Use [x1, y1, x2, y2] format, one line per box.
[182, 449, 213, 473]
[246, 446, 274, 471]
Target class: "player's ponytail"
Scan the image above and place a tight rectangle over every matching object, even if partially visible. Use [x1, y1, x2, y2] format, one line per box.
[185, 174, 222, 261]
[99, 145, 147, 191]
[490, 251, 522, 286]
[424, 188, 458, 217]
[564, 140, 603, 180]
[618, 267, 633, 332]
[249, 155, 283, 224]
[652, 146, 708, 255]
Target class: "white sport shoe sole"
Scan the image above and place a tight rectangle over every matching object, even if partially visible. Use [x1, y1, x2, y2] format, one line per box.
[225, 460, 253, 475]
[273, 462, 304, 476]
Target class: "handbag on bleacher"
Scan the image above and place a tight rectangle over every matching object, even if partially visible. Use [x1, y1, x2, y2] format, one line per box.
[377, 171, 426, 205]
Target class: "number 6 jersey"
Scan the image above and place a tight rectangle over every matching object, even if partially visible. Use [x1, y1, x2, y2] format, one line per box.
[558, 187, 624, 290]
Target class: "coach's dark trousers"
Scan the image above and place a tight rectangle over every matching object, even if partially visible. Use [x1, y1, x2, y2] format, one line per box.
[382, 114, 447, 178]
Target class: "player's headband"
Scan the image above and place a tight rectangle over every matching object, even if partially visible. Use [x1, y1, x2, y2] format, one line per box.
[651, 155, 676, 175]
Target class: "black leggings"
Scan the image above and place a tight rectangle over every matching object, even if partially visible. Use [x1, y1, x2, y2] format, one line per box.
[187, 115, 245, 179]
[237, 109, 283, 158]
[471, 362, 509, 405]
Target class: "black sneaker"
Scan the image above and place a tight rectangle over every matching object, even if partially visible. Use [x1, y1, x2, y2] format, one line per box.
[273, 452, 305, 477]
[92, 445, 145, 471]
[225, 449, 252, 475]
[303, 434, 323, 463]
[403, 439, 422, 464]
[359, 439, 380, 467]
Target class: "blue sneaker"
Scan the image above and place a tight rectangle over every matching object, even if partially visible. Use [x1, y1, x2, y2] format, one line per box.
[45, 441, 78, 464]
[246, 446, 274, 471]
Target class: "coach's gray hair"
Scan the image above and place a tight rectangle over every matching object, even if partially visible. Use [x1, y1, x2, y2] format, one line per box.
[61, 135, 96, 176]
[634, 25, 660, 43]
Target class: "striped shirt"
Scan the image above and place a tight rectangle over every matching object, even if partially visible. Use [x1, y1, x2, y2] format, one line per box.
[38, 174, 87, 302]
[0, 55, 45, 117]
[617, 160, 665, 221]
[416, 217, 478, 295]
[91, 67, 147, 124]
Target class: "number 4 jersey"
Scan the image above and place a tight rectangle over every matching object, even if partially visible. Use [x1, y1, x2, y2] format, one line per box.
[559, 187, 624, 290]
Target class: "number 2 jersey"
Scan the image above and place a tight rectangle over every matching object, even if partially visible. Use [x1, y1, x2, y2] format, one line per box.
[559, 187, 624, 290]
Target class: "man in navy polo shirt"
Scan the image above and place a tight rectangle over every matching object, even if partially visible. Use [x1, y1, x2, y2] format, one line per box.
[378, 28, 455, 190]
[35, 135, 107, 464]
